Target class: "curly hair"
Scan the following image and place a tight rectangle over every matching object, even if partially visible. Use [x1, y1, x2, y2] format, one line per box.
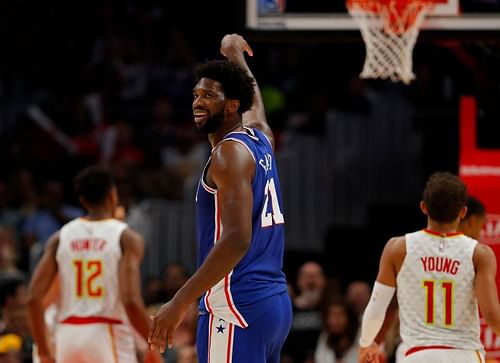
[74, 165, 115, 205]
[195, 60, 255, 114]
[422, 171, 467, 223]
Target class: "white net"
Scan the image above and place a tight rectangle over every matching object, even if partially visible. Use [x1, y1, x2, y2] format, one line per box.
[348, 1, 435, 84]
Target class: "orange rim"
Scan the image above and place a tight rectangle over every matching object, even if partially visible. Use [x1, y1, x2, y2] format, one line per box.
[346, 0, 439, 31]
[346, 0, 439, 13]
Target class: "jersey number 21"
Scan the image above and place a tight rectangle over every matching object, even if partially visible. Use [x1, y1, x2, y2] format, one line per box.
[261, 178, 284, 227]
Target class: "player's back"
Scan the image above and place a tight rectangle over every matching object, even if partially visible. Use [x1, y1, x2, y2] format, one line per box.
[397, 229, 483, 352]
[56, 217, 127, 323]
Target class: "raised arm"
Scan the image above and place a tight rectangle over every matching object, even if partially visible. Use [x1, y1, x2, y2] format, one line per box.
[27, 232, 59, 363]
[220, 33, 275, 149]
[474, 243, 500, 334]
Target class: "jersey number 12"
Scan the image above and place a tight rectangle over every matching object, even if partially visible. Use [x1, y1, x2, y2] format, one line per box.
[73, 259, 104, 298]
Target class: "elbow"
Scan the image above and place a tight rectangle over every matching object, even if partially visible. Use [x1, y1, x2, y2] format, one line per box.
[121, 288, 138, 307]
[234, 233, 251, 255]
[122, 296, 144, 315]
[223, 228, 251, 254]
[26, 288, 42, 307]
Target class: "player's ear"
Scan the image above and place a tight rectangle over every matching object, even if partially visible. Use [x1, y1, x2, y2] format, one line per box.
[420, 201, 428, 216]
[459, 205, 468, 220]
[227, 99, 240, 114]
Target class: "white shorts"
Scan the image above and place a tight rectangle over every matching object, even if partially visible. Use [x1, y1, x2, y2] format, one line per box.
[403, 348, 484, 363]
[55, 322, 137, 363]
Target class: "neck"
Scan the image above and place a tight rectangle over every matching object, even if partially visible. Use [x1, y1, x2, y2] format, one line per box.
[208, 120, 243, 148]
[85, 207, 114, 220]
[426, 218, 461, 234]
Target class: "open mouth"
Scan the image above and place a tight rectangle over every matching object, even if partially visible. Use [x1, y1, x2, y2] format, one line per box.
[193, 110, 208, 124]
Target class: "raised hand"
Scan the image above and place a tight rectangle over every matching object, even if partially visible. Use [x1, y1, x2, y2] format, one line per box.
[220, 33, 253, 63]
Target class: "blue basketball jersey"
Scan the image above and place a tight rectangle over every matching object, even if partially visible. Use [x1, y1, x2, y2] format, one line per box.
[196, 127, 288, 328]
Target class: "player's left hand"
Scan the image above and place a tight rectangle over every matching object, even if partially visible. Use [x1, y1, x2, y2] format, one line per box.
[148, 300, 187, 353]
[220, 33, 253, 62]
[359, 342, 380, 363]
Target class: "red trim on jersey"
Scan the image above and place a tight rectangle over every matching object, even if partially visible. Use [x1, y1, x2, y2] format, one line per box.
[215, 195, 221, 242]
[208, 314, 213, 363]
[204, 193, 220, 317]
[201, 180, 216, 194]
[61, 316, 122, 325]
[406, 345, 454, 356]
[423, 229, 464, 238]
[205, 289, 214, 315]
[226, 323, 234, 363]
[224, 275, 247, 328]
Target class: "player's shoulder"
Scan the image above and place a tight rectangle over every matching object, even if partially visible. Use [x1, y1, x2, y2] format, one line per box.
[120, 227, 144, 243]
[473, 242, 496, 265]
[386, 235, 406, 249]
[119, 227, 145, 251]
[211, 137, 255, 169]
[384, 235, 407, 259]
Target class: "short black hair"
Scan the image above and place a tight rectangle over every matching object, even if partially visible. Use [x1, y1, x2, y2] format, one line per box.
[464, 196, 486, 220]
[74, 165, 114, 205]
[195, 60, 255, 114]
[422, 171, 467, 223]
[0, 275, 25, 307]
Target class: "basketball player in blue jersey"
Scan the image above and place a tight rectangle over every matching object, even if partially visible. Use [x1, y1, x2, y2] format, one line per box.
[148, 33, 292, 362]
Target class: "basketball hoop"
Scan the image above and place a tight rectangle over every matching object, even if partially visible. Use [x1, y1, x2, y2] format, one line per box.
[347, 0, 438, 84]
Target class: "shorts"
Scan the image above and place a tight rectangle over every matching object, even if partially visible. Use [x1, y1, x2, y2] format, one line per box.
[403, 347, 485, 363]
[55, 320, 137, 363]
[196, 292, 292, 363]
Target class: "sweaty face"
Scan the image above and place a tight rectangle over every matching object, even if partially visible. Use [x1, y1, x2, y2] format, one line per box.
[192, 78, 226, 134]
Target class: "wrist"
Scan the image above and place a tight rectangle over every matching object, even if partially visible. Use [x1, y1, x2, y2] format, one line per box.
[171, 288, 193, 310]
[359, 337, 374, 348]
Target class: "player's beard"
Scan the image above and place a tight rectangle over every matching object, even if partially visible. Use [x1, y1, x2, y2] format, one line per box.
[196, 109, 225, 134]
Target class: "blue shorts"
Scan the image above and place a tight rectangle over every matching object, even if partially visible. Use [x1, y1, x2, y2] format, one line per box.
[196, 292, 292, 363]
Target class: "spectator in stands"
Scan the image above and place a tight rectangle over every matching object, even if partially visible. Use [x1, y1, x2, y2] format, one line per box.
[314, 298, 359, 363]
[22, 180, 83, 249]
[283, 261, 327, 363]
[0, 182, 22, 240]
[143, 276, 165, 307]
[21, 180, 83, 272]
[7, 171, 37, 219]
[0, 276, 31, 363]
[160, 122, 208, 191]
[161, 262, 189, 303]
[0, 228, 24, 280]
[345, 281, 371, 319]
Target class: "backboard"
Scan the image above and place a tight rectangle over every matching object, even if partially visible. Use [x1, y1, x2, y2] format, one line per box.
[247, 0, 500, 31]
